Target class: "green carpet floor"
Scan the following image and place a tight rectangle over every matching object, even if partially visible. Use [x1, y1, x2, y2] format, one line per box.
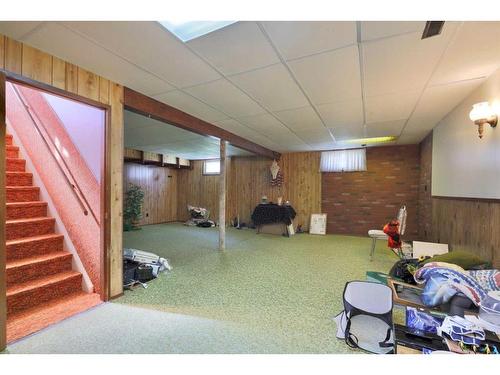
[5, 223, 400, 354]
[115, 223, 399, 353]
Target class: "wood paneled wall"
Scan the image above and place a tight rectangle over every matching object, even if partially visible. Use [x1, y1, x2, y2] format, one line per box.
[0, 35, 124, 298]
[177, 160, 224, 222]
[418, 133, 500, 268]
[124, 163, 177, 225]
[176, 153, 321, 230]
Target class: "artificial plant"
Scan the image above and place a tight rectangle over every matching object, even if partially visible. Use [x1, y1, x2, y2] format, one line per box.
[123, 183, 145, 231]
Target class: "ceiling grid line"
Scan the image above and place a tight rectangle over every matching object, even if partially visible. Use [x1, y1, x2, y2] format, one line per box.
[256, 21, 337, 144]
[179, 23, 315, 150]
[356, 21, 368, 137]
[398, 22, 464, 139]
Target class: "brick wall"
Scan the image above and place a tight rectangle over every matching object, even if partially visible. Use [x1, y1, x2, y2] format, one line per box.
[418, 132, 433, 240]
[321, 145, 420, 236]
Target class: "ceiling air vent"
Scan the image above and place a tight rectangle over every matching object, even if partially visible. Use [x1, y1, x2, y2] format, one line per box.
[422, 21, 445, 39]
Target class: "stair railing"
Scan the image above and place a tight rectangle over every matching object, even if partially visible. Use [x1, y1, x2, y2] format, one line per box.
[10, 84, 99, 224]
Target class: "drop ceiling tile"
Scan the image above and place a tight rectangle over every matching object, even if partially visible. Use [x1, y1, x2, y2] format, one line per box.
[24, 23, 174, 96]
[153, 90, 229, 123]
[411, 78, 485, 126]
[295, 128, 333, 144]
[361, 21, 426, 42]
[237, 113, 290, 136]
[262, 21, 356, 61]
[0, 21, 43, 40]
[365, 120, 406, 138]
[397, 130, 431, 144]
[230, 63, 309, 111]
[64, 21, 221, 88]
[362, 23, 457, 96]
[184, 79, 266, 118]
[274, 106, 324, 131]
[288, 45, 362, 105]
[317, 98, 364, 128]
[187, 21, 279, 76]
[310, 142, 336, 151]
[430, 22, 500, 85]
[365, 90, 420, 123]
[329, 124, 365, 141]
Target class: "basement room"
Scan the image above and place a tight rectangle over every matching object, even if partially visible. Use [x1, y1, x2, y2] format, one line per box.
[0, 3, 500, 372]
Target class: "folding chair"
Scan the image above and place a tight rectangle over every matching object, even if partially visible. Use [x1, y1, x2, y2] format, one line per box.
[368, 205, 407, 261]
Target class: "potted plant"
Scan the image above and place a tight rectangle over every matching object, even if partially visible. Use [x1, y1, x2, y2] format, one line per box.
[123, 183, 145, 231]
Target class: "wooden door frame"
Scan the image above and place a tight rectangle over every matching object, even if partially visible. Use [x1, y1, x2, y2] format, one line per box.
[0, 69, 113, 303]
[0, 71, 7, 352]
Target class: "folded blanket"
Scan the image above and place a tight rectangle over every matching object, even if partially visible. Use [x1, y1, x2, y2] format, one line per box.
[414, 262, 500, 308]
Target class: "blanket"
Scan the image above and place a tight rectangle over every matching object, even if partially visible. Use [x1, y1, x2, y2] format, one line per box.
[413, 262, 500, 308]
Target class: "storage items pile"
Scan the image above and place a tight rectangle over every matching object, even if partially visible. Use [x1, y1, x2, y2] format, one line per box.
[184, 205, 215, 227]
[123, 248, 172, 289]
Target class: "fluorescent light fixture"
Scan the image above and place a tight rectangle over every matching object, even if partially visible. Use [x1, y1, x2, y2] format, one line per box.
[159, 21, 237, 42]
[342, 136, 398, 144]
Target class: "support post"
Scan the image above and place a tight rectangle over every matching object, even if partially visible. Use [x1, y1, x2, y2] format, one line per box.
[0, 72, 7, 351]
[219, 139, 227, 251]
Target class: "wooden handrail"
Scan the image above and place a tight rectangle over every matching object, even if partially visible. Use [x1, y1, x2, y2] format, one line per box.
[11, 85, 99, 224]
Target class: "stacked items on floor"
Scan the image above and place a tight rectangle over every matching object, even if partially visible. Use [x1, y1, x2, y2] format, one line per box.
[184, 205, 215, 227]
[341, 251, 500, 354]
[123, 248, 172, 289]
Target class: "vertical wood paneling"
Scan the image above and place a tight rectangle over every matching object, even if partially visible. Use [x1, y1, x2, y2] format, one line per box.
[124, 163, 178, 225]
[21, 44, 52, 85]
[51, 56, 66, 90]
[0, 34, 124, 299]
[109, 82, 123, 298]
[77, 68, 99, 101]
[4, 37, 22, 74]
[0, 36, 4, 70]
[99, 77, 110, 105]
[65, 63, 78, 94]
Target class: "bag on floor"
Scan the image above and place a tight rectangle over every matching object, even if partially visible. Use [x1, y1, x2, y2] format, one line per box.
[334, 281, 395, 354]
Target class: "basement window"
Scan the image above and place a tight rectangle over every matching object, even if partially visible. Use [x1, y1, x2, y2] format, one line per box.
[203, 159, 220, 175]
[320, 149, 367, 172]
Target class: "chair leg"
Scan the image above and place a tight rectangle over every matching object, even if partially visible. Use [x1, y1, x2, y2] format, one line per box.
[369, 237, 377, 261]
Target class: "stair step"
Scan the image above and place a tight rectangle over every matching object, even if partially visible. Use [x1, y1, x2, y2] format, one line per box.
[7, 158, 26, 172]
[6, 145, 19, 158]
[7, 292, 102, 343]
[6, 217, 55, 241]
[7, 270, 83, 316]
[6, 171, 33, 186]
[7, 201, 48, 220]
[7, 233, 64, 262]
[6, 134, 13, 146]
[7, 186, 40, 202]
[6, 252, 73, 287]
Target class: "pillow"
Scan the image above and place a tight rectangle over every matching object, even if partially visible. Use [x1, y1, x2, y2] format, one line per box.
[421, 250, 489, 270]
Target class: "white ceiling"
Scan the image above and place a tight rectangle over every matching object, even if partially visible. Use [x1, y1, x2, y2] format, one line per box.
[124, 110, 253, 160]
[1, 21, 500, 151]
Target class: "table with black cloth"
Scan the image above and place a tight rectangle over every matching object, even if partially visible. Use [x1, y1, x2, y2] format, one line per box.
[251, 203, 296, 235]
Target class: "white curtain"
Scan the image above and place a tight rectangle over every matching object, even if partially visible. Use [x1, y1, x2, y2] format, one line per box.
[320, 149, 366, 172]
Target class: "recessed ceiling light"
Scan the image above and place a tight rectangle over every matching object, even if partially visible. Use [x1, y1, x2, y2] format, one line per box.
[342, 136, 398, 144]
[159, 21, 237, 42]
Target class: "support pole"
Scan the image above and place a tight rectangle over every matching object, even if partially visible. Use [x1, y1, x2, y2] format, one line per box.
[219, 139, 227, 251]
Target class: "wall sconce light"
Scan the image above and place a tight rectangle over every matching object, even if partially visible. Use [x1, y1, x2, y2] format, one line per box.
[469, 101, 497, 139]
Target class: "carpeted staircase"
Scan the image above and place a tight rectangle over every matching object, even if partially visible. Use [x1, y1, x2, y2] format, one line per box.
[5, 133, 101, 343]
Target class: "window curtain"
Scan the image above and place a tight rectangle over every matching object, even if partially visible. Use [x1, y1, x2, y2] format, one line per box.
[320, 149, 367, 172]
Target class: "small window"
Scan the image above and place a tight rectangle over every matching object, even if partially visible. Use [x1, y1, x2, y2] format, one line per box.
[203, 159, 220, 175]
[320, 149, 366, 172]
